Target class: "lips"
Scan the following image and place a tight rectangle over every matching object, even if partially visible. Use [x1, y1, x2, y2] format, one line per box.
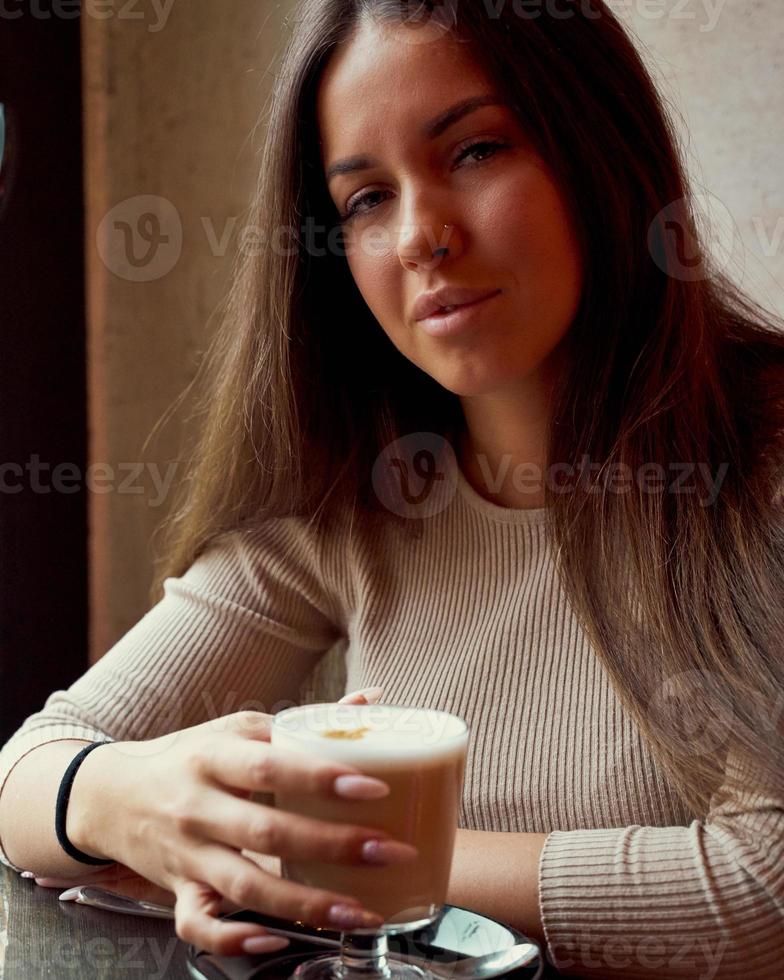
[416, 289, 501, 338]
[412, 287, 501, 322]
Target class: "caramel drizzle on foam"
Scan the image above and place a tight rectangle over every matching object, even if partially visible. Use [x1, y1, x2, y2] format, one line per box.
[322, 726, 372, 740]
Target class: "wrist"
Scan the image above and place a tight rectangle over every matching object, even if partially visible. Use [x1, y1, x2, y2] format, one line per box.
[65, 742, 127, 863]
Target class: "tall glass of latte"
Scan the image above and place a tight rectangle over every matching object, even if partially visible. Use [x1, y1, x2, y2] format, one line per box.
[271, 702, 469, 980]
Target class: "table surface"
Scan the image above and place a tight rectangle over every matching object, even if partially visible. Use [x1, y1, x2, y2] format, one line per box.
[1, 864, 191, 979]
[1, 865, 560, 980]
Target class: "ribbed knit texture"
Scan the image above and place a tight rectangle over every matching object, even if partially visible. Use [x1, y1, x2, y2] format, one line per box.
[1, 464, 781, 977]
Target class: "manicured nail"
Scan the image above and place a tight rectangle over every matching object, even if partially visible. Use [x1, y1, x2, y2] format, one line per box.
[20, 871, 35, 878]
[361, 839, 419, 865]
[338, 687, 384, 704]
[355, 686, 384, 700]
[333, 775, 390, 800]
[58, 887, 81, 901]
[327, 904, 384, 929]
[242, 934, 291, 954]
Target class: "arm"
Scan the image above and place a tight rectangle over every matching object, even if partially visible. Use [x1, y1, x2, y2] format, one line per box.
[0, 739, 98, 875]
[451, 749, 783, 978]
[538, 752, 784, 978]
[0, 517, 344, 873]
[447, 828, 547, 948]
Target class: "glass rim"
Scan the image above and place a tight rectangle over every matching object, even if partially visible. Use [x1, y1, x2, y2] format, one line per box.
[272, 701, 470, 744]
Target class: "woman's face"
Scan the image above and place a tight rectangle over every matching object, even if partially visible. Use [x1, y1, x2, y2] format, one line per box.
[316, 20, 583, 398]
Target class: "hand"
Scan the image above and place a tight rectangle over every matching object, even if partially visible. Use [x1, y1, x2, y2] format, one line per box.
[30, 690, 385, 911]
[59, 686, 409, 957]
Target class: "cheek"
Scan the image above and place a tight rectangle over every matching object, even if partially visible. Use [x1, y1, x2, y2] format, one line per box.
[533, 195, 582, 292]
[347, 248, 404, 328]
[482, 167, 582, 291]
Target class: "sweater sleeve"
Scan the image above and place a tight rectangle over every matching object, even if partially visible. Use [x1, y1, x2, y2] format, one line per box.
[0, 516, 345, 871]
[538, 747, 784, 978]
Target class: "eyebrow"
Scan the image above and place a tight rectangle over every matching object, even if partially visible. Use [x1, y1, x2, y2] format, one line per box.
[325, 94, 504, 184]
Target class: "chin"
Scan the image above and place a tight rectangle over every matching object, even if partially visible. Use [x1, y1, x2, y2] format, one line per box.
[431, 359, 541, 398]
[435, 377, 509, 398]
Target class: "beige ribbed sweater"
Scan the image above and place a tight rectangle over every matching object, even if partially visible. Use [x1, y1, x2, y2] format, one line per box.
[1, 464, 782, 978]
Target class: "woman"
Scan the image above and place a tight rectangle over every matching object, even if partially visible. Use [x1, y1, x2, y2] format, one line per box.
[1, 1, 783, 975]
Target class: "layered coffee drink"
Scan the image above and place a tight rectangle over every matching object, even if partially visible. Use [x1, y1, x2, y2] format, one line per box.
[271, 703, 469, 929]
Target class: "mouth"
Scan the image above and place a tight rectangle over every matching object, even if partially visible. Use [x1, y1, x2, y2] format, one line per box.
[431, 294, 495, 317]
[416, 290, 502, 338]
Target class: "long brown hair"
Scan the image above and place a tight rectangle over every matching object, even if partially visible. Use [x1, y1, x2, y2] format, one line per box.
[150, 0, 784, 816]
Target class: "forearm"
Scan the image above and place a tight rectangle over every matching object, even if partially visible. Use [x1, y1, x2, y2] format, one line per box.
[0, 739, 116, 875]
[447, 828, 548, 948]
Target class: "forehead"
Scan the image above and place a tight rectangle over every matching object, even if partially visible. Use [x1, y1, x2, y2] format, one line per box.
[316, 22, 494, 156]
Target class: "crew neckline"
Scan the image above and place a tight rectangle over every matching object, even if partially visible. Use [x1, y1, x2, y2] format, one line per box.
[454, 458, 550, 525]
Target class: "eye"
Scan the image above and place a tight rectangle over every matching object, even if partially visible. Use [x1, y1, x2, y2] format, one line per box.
[337, 138, 511, 224]
[454, 138, 509, 167]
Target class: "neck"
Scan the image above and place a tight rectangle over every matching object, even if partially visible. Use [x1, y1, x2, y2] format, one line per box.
[456, 364, 561, 511]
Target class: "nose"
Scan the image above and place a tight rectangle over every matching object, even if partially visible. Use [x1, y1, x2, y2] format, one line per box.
[397, 217, 460, 272]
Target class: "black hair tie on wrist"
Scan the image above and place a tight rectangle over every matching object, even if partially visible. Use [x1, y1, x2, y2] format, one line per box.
[55, 741, 116, 865]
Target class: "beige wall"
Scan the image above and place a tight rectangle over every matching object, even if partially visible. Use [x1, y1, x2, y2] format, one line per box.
[83, 1, 783, 670]
[615, 0, 784, 315]
[82, 1, 298, 660]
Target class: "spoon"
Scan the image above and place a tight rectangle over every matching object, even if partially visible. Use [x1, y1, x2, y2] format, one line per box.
[58, 886, 542, 978]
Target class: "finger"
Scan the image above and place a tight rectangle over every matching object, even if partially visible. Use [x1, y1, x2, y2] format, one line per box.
[83, 875, 176, 907]
[173, 878, 292, 957]
[35, 877, 94, 889]
[187, 843, 384, 932]
[36, 869, 177, 908]
[338, 687, 384, 704]
[33, 868, 125, 888]
[241, 848, 282, 878]
[200, 739, 390, 799]
[180, 786, 417, 866]
[32, 862, 137, 888]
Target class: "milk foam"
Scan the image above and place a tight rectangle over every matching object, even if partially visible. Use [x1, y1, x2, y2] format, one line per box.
[272, 703, 468, 764]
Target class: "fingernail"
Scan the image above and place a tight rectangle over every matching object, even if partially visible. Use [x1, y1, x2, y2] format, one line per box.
[338, 687, 384, 704]
[20, 871, 35, 878]
[327, 904, 385, 929]
[242, 934, 291, 954]
[58, 887, 81, 901]
[357, 686, 384, 700]
[333, 775, 390, 800]
[361, 839, 419, 865]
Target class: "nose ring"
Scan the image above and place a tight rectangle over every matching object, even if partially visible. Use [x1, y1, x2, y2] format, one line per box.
[432, 223, 451, 258]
